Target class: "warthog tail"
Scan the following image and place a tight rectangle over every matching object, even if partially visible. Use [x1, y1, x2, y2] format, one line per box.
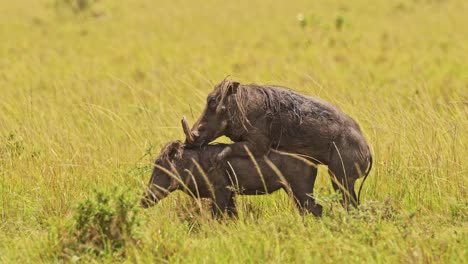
[357, 154, 373, 205]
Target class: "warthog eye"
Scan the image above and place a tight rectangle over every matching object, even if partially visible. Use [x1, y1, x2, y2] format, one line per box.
[208, 97, 217, 110]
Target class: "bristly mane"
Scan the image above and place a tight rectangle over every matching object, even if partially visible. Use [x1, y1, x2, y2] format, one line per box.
[216, 78, 251, 130]
[215, 79, 304, 132]
[159, 141, 229, 169]
[159, 140, 183, 162]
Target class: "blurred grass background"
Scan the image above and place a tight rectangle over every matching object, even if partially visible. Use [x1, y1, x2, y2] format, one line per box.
[0, 0, 467, 262]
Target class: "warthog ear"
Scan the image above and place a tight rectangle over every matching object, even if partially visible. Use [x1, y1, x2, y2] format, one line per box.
[227, 81, 240, 95]
[168, 141, 183, 159]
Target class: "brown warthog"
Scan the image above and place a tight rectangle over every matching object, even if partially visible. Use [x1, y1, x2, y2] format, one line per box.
[140, 119, 322, 217]
[188, 79, 373, 207]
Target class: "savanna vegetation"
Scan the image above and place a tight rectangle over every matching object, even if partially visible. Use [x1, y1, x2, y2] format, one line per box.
[0, 0, 467, 262]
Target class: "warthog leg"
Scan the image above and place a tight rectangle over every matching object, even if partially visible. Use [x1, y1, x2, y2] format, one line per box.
[289, 166, 322, 217]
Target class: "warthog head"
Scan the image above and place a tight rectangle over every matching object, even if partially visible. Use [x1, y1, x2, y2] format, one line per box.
[140, 140, 183, 208]
[141, 118, 207, 208]
[189, 80, 240, 145]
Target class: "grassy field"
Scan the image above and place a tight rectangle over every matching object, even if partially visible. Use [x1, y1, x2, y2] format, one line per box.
[0, 0, 467, 262]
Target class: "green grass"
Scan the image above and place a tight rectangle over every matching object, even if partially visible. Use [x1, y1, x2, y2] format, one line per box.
[0, 0, 467, 262]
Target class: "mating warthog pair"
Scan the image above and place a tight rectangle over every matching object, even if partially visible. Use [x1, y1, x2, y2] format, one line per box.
[140, 118, 322, 217]
[141, 79, 372, 217]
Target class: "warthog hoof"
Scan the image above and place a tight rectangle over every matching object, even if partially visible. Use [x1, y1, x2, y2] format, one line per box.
[312, 204, 323, 217]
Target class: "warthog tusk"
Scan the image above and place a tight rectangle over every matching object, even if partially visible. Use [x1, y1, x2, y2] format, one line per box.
[181, 116, 195, 144]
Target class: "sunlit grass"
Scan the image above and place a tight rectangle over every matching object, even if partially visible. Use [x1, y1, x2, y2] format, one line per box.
[0, 0, 467, 262]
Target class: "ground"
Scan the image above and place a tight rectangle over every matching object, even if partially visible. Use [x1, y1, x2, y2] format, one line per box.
[0, 0, 467, 263]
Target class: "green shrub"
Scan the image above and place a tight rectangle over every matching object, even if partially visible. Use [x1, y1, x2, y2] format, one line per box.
[53, 0, 105, 18]
[1, 133, 24, 158]
[55, 0, 95, 14]
[59, 189, 141, 259]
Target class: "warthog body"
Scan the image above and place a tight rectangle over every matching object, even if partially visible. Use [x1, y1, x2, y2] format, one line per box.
[189, 79, 373, 207]
[141, 140, 322, 217]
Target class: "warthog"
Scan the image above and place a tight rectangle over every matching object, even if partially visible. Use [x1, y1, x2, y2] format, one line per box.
[188, 79, 373, 207]
[140, 118, 322, 217]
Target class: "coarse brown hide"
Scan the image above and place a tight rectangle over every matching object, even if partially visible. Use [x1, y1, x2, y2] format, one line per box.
[190, 79, 373, 207]
[140, 140, 322, 218]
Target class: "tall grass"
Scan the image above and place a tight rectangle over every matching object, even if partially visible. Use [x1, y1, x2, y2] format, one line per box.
[0, 0, 467, 262]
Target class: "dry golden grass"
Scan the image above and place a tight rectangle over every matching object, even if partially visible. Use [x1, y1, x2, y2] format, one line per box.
[0, 0, 466, 262]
